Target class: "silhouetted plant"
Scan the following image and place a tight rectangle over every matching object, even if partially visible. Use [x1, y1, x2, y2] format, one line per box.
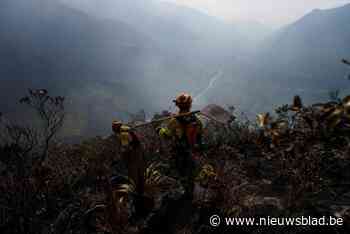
[19, 89, 65, 162]
[0, 90, 66, 233]
[0, 124, 39, 177]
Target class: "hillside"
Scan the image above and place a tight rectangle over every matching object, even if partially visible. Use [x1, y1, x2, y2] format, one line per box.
[258, 3, 350, 87]
[62, 0, 271, 71]
[0, 0, 152, 105]
[0, 0, 276, 138]
[1, 1, 350, 137]
[204, 3, 350, 115]
[1, 89, 350, 233]
[1, 1, 350, 233]
[0, 0, 207, 137]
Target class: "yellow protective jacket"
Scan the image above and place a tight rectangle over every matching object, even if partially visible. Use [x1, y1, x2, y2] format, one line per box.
[159, 113, 203, 147]
[115, 124, 144, 194]
[119, 125, 132, 147]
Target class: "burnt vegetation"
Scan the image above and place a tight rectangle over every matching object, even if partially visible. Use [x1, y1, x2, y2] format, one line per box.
[1, 62, 350, 234]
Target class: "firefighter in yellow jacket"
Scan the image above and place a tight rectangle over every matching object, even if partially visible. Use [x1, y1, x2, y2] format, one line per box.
[112, 121, 145, 196]
[158, 93, 203, 198]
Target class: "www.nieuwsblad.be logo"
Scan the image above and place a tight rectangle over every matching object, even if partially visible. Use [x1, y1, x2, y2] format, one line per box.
[209, 215, 344, 227]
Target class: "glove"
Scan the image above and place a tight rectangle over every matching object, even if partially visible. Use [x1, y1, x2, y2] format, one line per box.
[158, 127, 171, 138]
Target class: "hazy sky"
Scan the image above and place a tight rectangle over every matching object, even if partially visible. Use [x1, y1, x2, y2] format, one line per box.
[162, 0, 350, 27]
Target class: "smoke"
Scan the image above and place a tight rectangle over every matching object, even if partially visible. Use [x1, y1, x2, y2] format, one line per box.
[162, 0, 350, 27]
[1, 0, 349, 139]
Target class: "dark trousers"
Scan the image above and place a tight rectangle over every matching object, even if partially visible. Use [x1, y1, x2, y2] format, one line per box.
[175, 149, 196, 197]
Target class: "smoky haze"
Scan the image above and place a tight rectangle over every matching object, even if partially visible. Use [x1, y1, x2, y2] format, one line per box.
[162, 0, 350, 27]
[1, 0, 350, 140]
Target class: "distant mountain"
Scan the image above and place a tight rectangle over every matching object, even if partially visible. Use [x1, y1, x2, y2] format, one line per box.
[207, 3, 350, 113]
[6, 0, 349, 138]
[1, 0, 254, 137]
[0, 0, 152, 83]
[258, 3, 350, 91]
[0, 0, 159, 136]
[62, 0, 270, 62]
[62, 0, 197, 40]
[60, 0, 273, 116]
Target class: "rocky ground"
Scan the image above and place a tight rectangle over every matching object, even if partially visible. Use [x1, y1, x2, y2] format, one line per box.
[1, 96, 350, 234]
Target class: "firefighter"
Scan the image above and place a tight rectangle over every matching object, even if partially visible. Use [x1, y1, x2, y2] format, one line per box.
[112, 120, 145, 196]
[157, 93, 203, 199]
